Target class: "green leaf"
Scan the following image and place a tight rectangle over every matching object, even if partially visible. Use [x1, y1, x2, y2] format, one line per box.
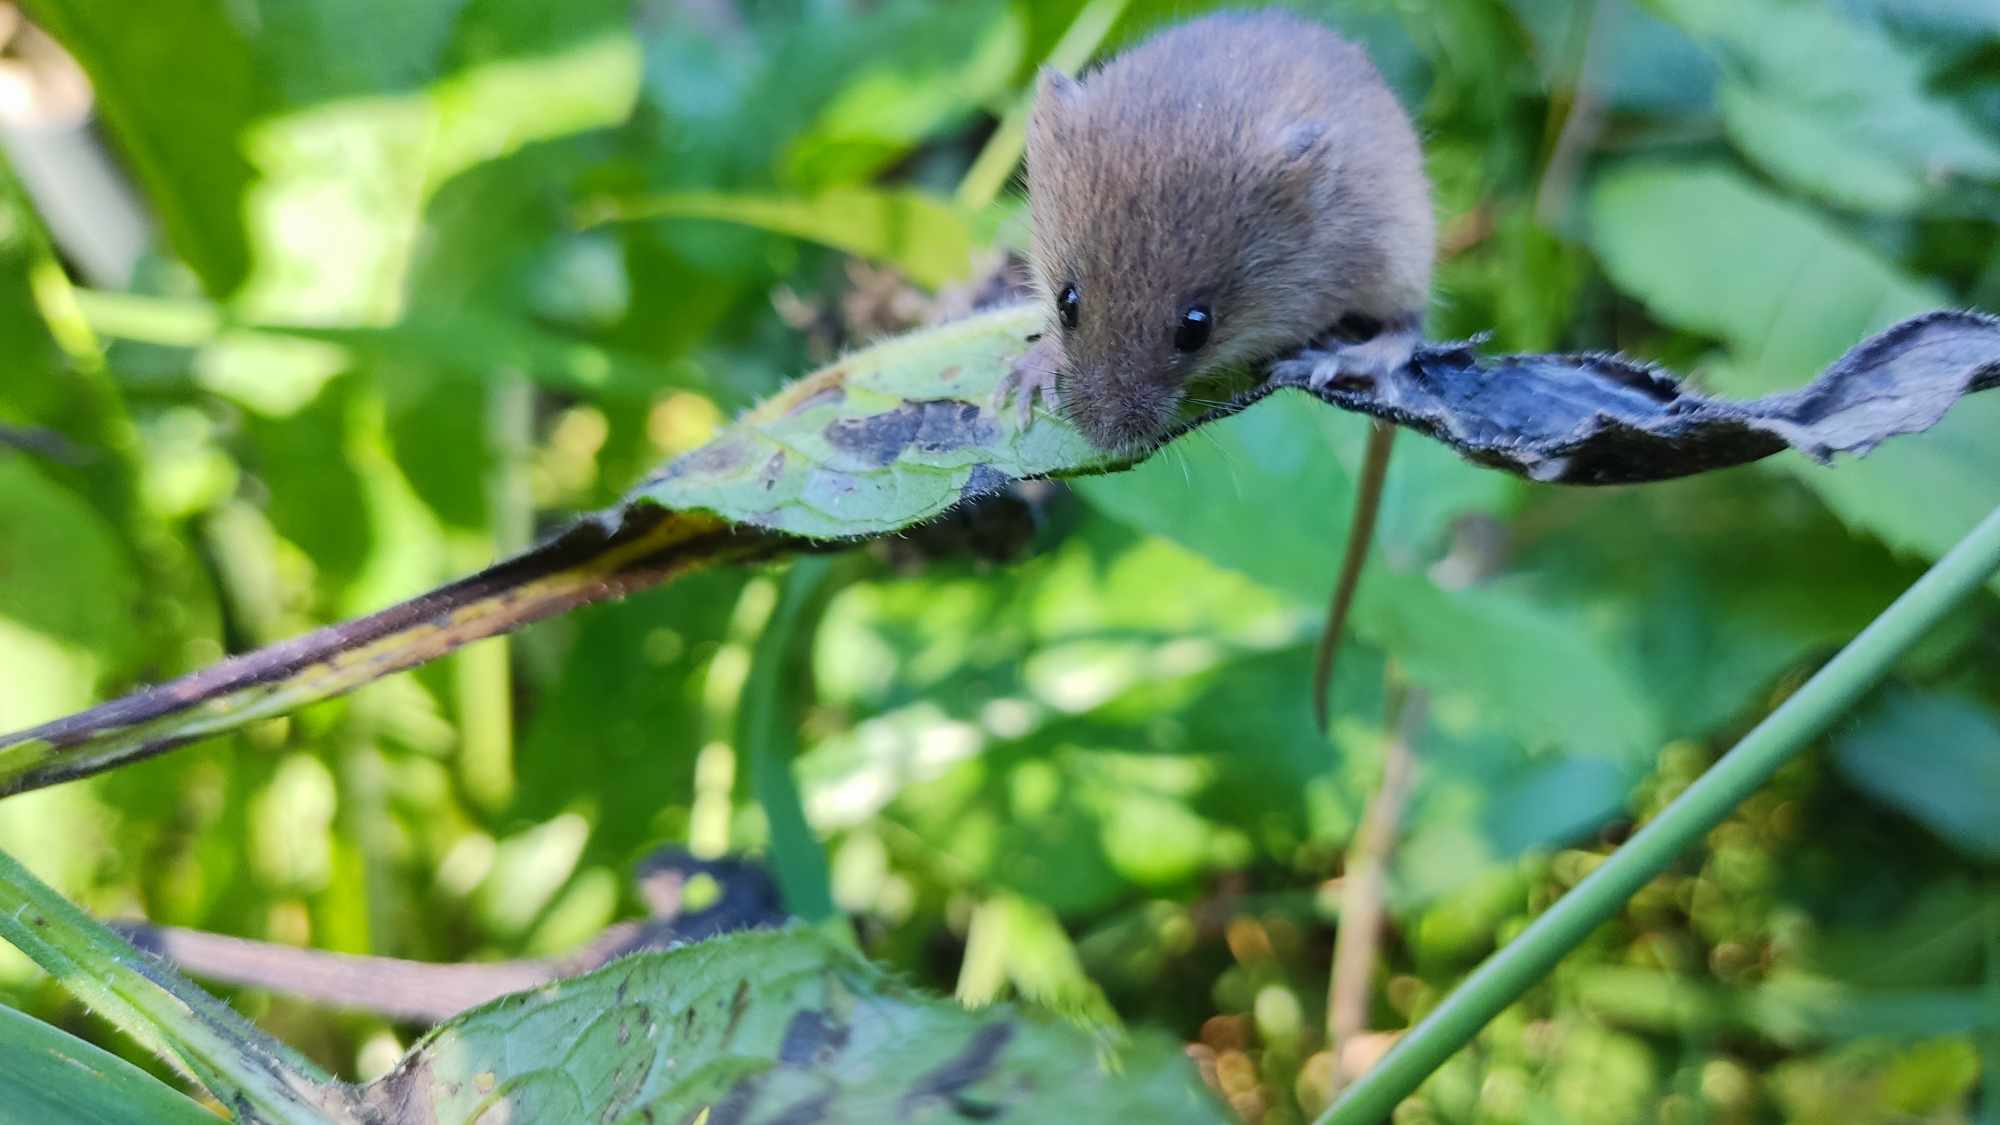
[359, 927, 1227, 1123]
[2, 842, 1222, 1122]
[21, 0, 268, 292]
[636, 302, 1106, 538]
[1831, 688, 2000, 861]
[1073, 397, 1663, 759]
[1588, 162, 2000, 573]
[1573, 966, 2000, 1044]
[513, 570, 749, 866]
[0, 1003, 215, 1125]
[594, 187, 982, 290]
[1716, 83, 1931, 213]
[0, 458, 141, 670]
[34, 0, 639, 316]
[1503, 0, 1719, 114]
[1651, 0, 2000, 212]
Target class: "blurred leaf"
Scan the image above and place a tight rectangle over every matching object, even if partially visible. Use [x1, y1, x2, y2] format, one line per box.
[364, 927, 1226, 1123]
[1717, 83, 1934, 213]
[36, 0, 639, 321]
[22, 0, 268, 292]
[1074, 397, 1664, 760]
[781, 4, 1023, 189]
[1656, 0, 2000, 210]
[242, 378, 374, 590]
[1589, 162, 2000, 572]
[0, 458, 141, 677]
[958, 891, 1116, 1021]
[1841, 0, 2000, 41]
[1807, 878, 1990, 988]
[1772, 1038, 1986, 1125]
[1575, 966, 2000, 1044]
[1831, 688, 2000, 860]
[1651, 0, 2000, 212]
[595, 187, 980, 289]
[1512, 477, 1917, 736]
[0, 1003, 214, 1125]
[1503, 0, 1718, 113]
[635, 0, 1010, 193]
[515, 571, 747, 866]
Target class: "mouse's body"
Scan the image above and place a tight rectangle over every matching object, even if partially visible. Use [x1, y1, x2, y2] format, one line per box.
[1002, 8, 1434, 452]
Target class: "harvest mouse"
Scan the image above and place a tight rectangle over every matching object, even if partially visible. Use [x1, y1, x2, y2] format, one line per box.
[996, 9, 1435, 725]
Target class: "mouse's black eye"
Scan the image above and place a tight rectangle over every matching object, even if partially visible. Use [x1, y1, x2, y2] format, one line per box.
[1057, 285, 1080, 330]
[1174, 305, 1212, 352]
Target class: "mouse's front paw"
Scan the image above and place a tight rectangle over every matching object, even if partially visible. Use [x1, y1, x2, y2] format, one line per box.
[1274, 326, 1420, 391]
[994, 341, 1062, 429]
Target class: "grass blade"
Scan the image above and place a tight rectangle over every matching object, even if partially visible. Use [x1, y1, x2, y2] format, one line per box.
[0, 847, 350, 1123]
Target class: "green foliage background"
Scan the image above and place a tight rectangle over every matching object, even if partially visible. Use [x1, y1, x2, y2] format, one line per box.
[2, 0, 1998, 1120]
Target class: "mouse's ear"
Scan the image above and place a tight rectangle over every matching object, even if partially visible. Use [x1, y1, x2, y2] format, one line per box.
[1276, 121, 1329, 163]
[1036, 67, 1084, 111]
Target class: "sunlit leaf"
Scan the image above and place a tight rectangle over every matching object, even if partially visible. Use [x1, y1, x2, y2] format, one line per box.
[593, 187, 982, 290]
[633, 303, 1101, 538]
[363, 927, 1226, 1123]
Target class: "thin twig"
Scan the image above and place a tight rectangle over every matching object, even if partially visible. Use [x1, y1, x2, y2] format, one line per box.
[1326, 684, 1427, 1086]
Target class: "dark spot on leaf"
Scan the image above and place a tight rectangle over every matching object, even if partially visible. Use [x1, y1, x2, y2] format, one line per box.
[959, 464, 1011, 500]
[938, 365, 962, 381]
[786, 382, 847, 417]
[900, 1022, 1014, 1115]
[662, 438, 748, 481]
[601, 1045, 655, 1124]
[778, 1009, 850, 1066]
[706, 1075, 764, 1125]
[824, 400, 995, 467]
[724, 978, 751, 1042]
[760, 452, 786, 491]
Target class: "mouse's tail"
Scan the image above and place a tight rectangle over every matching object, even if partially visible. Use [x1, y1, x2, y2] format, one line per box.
[1313, 420, 1396, 733]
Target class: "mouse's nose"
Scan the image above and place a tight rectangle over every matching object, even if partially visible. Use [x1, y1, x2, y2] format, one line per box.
[1072, 368, 1180, 454]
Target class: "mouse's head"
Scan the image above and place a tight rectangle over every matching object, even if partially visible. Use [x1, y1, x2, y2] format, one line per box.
[1023, 68, 1334, 453]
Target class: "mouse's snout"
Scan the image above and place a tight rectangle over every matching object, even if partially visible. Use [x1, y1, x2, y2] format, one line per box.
[1063, 359, 1185, 454]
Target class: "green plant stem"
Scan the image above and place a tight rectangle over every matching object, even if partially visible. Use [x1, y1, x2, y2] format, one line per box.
[1319, 503, 2000, 1125]
[739, 555, 840, 925]
[0, 847, 351, 1124]
[954, 0, 1129, 211]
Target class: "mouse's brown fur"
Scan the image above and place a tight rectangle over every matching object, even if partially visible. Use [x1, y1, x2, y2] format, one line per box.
[1006, 9, 1434, 452]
